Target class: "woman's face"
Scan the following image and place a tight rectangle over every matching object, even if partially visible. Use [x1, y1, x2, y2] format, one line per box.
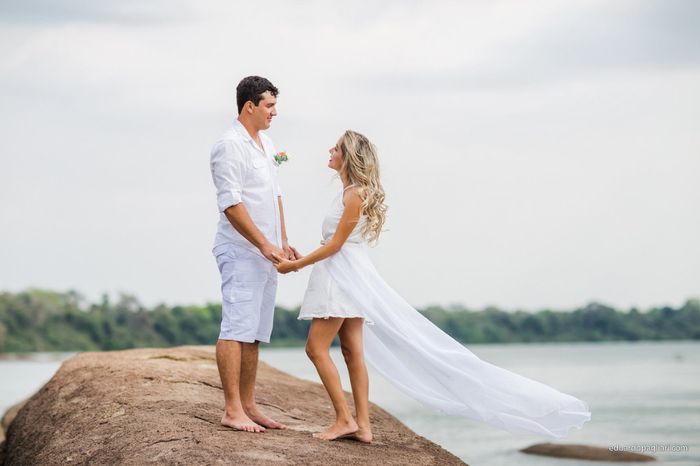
[328, 136, 344, 171]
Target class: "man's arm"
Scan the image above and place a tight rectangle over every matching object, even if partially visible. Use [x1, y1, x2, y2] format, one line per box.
[224, 203, 283, 263]
[277, 196, 300, 260]
[211, 140, 283, 263]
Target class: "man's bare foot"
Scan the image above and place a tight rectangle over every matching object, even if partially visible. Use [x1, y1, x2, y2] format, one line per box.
[221, 412, 265, 433]
[245, 406, 288, 430]
[312, 419, 358, 440]
[349, 427, 373, 444]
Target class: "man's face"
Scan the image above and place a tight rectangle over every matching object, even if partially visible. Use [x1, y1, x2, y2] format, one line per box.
[249, 91, 277, 130]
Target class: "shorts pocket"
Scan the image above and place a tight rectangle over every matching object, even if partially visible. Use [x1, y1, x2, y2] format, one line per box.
[231, 256, 269, 283]
[214, 244, 234, 258]
[227, 288, 254, 303]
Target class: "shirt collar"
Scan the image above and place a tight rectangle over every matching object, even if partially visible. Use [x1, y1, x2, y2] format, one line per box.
[232, 119, 272, 158]
[232, 119, 254, 143]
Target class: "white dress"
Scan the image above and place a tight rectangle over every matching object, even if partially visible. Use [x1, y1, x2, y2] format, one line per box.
[299, 186, 373, 324]
[298, 186, 591, 439]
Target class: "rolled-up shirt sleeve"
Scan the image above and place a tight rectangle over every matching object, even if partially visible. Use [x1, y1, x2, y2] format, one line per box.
[210, 140, 246, 212]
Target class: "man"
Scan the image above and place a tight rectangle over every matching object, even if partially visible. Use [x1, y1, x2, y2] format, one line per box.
[210, 76, 298, 432]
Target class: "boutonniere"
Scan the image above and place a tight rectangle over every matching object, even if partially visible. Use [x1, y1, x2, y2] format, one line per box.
[273, 151, 289, 166]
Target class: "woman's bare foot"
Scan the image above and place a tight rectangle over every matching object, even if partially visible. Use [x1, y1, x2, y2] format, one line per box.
[245, 406, 288, 430]
[221, 411, 265, 433]
[350, 427, 373, 444]
[313, 419, 358, 440]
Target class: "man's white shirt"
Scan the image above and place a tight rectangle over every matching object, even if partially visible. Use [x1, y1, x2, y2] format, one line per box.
[210, 120, 283, 255]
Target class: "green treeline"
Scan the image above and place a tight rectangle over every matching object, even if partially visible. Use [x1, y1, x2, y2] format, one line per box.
[1, 289, 699, 352]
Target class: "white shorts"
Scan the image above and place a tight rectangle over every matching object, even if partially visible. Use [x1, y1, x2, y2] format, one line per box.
[214, 244, 278, 343]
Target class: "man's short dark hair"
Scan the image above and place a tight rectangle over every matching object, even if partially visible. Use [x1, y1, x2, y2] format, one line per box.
[236, 76, 278, 114]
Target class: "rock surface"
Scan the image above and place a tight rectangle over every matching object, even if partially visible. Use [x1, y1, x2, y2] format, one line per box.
[1, 398, 29, 464]
[521, 442, 656, 462]
[3, 346, 466, 465]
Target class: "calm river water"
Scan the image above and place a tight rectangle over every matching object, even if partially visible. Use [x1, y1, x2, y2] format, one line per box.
[1, 341, 698, 465]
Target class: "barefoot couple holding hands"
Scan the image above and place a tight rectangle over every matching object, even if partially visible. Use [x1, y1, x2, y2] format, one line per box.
[210, 76, 591, 443]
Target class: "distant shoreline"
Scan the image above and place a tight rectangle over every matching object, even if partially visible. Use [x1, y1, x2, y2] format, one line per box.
[2, 339, 699, 358]
[2, 289, 699, 352]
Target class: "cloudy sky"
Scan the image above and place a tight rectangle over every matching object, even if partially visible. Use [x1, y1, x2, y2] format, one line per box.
[1, 0, 698, 311]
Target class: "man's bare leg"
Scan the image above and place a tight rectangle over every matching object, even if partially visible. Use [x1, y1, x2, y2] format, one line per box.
[240, 341, 288, 429]
[216, 339, 265, 432]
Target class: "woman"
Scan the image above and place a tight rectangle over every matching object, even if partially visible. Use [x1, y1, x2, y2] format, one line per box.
[273, 130, 591, 443]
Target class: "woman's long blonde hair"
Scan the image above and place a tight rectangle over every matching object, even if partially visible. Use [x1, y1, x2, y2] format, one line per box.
[339, 130, 387, 245]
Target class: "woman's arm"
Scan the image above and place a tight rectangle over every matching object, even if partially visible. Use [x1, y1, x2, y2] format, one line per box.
[274, 188, 362, 273]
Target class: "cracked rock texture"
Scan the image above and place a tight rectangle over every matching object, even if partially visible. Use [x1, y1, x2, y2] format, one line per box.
[3, 346, 466, 465]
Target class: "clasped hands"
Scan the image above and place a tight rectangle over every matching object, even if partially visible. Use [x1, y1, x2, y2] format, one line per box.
[260, 241, 302, 274]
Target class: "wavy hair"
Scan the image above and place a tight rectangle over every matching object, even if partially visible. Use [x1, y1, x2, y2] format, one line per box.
[339, 130, 388, 245]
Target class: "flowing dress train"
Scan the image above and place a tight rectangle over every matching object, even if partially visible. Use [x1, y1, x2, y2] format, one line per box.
[300, 188, 591, 439]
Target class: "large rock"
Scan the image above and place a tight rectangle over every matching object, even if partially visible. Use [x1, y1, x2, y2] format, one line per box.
[2, 399, 29, 437]
[1, 398, 30, 464]
[4, 346, 466, 465]
[521, 442, 656, 462]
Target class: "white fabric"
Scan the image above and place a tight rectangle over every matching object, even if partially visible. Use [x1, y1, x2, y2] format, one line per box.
[304, 187, 592, 439]
[325, 245, 591, 439]
[210, 120, 283, 256]
[298, 258, 374, 323]
[214, 243, 277, 343]
[298, 188, 372, 323]
[320, 186, 367, 245]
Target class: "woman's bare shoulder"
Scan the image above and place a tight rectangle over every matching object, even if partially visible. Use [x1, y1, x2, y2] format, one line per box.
[342, 185, 363, 209]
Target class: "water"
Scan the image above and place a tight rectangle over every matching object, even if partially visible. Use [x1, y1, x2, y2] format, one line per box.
[0, 352, 75, 416]
[1, 342, 698, 465]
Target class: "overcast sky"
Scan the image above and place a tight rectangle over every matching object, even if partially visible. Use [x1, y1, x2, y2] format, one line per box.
[1, 0, 698, 311]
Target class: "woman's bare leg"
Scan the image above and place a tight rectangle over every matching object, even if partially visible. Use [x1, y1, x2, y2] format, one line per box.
[339, 318, 373, 443]
[306, 317, 358, 439]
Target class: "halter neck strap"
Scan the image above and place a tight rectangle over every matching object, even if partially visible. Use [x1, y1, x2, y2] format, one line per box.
[343, 184, 355, 192]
